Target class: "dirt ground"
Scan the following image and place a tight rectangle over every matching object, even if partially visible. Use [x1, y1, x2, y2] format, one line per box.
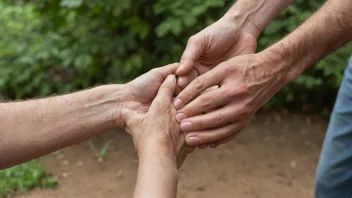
[17, 111, 327, 198]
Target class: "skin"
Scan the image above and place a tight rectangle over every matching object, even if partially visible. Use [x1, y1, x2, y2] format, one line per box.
[123, 75, 190, 198]
[175, 0, 294, 148]
[0, 63, 180, 170]
[175, 0, 352, 147]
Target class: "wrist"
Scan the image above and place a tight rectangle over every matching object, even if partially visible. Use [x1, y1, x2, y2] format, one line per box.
[257, 46, 294, 86]
[222, 11, 261, 39]
[138, 137, 177, 158]
[138, 139, 178, 167]
[87, 84, 129, 129]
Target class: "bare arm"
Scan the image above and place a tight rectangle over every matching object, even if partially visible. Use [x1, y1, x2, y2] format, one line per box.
[0, 63, 180, 170]
[0, 85, 126, 169]
[224, 0, 294, 38]
[174, 0, 352, 147]
[176, 0, 294, 99]
[264, 0, 352, 82]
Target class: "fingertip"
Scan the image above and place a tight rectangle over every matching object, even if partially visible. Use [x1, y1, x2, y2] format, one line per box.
[178, 76, 190, 88]
[186, 136, 201, 147]
[173, 98, 184, 110]
[176, 59, 193, 76]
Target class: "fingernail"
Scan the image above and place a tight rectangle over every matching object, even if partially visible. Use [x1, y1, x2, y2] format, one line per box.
[167, 75, 175, 82]
[173, 98, 183, 109]
[176, 113, 185, 122]
[180, 122, 192, 131]
[187, 136, 200, 146]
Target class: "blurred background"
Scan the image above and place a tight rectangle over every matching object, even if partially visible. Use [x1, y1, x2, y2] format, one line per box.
[1, 0, 351, 197]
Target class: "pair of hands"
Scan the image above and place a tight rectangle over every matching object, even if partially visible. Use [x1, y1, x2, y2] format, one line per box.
[119, 16, 287, 166]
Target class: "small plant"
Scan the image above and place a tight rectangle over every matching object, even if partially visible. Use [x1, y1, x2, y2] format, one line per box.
[0, 160, 58, 197]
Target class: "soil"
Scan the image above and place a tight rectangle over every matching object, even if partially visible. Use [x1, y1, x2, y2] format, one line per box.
[16, 111, 327, 198]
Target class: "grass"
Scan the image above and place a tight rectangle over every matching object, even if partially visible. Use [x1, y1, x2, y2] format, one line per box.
[0, 160, 57, 197]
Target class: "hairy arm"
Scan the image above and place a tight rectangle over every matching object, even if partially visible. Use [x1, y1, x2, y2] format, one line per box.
[0, 85, 126, 169]
[224, 0, 294, 38]
[263, 0, 352, 82]
[134, 144, 179, 198]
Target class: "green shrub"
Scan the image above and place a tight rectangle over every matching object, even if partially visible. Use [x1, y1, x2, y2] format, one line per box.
[1, 0, 351, 111]
[0, 160, 57, 196]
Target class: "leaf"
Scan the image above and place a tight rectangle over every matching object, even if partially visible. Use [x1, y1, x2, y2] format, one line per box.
[60, 0, 83, 8]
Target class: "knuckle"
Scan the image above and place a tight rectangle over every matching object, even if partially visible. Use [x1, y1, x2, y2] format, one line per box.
[187, 36, 198, 45]
[223, 128, 233, 137]
[150, 68, 158, 74]
[194, 76, 205, 90]
[214, 112, 225, 125]
[200, 95, 213, 109]
[238, 107, 252, 118]
[227, 86, 249, 97]
[220, 62, 234, 74]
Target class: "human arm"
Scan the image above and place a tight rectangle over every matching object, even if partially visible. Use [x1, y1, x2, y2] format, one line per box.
[0, 63, 180, 169]
[122, 75, 189, 198]
[174, 0, 352, 147]
[176, 0, 294, 88]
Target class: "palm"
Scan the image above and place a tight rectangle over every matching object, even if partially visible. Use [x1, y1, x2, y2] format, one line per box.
[178, 19, 257, 87]
[124, 63, 179, 112]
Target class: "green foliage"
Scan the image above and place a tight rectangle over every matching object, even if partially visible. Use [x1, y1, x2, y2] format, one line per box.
[0, 161, 57, 196]
[0, 0, 351, 110]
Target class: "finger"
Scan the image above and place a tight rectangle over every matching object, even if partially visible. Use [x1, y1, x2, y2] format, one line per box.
[180, 105, 241, 132]
[185, 123, 241, 147]
[198, 144, 207, 149]
[174, 69, 224, 110]
[208, 143, 216, 148]
[151, 75, 176, 108]
[176, 36, 204, 76]
[214, 133, 238, 148]
[201, 85, 219, 94]
[178, 68, 199, 88]
[176, 88, 228, 122]
[150, 63, 180, 79]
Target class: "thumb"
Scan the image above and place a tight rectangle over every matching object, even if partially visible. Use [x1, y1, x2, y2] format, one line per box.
[176, 36, 204, 76]
[151, 75, 176, 108]
[120, 108, 142, 135]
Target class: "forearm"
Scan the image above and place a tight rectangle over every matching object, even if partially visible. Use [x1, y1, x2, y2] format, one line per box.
[263, 0, 352, 83]
[224, 0, 294, 38]
[134, 144, 178, 198]
[0, 85, 126, 169]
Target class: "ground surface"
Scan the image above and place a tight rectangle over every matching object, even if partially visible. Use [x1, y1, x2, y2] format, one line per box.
[17, 112, 327, 198]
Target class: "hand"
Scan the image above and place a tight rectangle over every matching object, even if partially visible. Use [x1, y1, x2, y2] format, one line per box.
[174, 53, 288, 147]
[175, 16, 258, 89]
[116, 63, 179, 127]
[122, 75, 191, 168]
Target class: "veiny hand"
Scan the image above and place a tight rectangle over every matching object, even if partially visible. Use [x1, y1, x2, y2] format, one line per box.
[174, 53, 289, 148]
[122, 75, 191, 168]
[176, 16, 258, 89]
[115, 63, 179, 128]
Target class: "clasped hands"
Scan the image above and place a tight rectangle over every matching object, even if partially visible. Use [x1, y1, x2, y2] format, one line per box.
[119, 17, 288, 167]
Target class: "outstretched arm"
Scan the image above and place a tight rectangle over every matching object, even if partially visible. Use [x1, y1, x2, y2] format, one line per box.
[0, 85, 126, 169]
[174, 0, 352, 147]
[176, 0, 294, 89]
[0, 63, 180, 170]
[265, 0, 352, 82]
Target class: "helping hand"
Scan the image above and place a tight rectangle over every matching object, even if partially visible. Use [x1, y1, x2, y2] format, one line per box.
[122, 75, 191, 168]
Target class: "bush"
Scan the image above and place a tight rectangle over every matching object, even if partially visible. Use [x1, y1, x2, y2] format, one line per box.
[1, 0, 351, 111]
[0, 160, 57, 196]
